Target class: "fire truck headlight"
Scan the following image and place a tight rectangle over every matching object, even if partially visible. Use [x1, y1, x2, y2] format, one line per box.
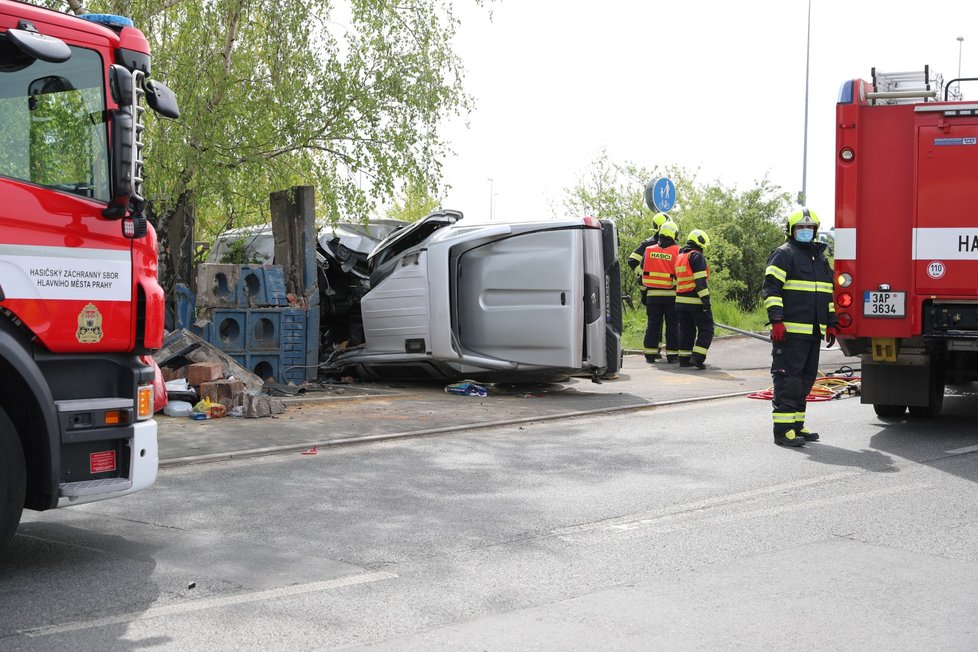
[838, 313, 852, 328]
[837, 273, 853, 287]
[837, 292, 853, 308]
[840, 147, 855, 162]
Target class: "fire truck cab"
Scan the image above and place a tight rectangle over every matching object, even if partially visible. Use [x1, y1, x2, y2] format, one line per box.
[0, 1, 177, 546]
[835, 67, 978, 418]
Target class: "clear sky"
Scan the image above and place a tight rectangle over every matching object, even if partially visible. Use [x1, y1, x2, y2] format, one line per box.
[438, 0, 978, 227]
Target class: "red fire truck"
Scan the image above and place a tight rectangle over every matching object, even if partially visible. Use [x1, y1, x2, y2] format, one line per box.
[0, 1, 178, 546]
[834, 67, 976, 418]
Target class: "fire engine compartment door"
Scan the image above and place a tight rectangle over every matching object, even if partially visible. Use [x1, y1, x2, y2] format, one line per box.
[455, 228, 584, 368]
[914, 121, 978, 295]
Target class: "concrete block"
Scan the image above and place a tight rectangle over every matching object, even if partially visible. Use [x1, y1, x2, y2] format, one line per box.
[198, 379, 245, 408]
[240, 390, 286, 418]
[212, 310, 247, 350]
[246, 310, 281, 349]
[186, 362, 223, 386]
[196, 264, 240, 308]
[161, 366, 185, 382]
[238, 266, 268, 306]
[249, 355, 279, 382]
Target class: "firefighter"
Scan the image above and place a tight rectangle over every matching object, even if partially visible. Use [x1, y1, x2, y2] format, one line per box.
[638, 220, 681, 363]
[762, 208, 839, 447]
[675, 229, 713, 369]
[627, 212, 670, 361]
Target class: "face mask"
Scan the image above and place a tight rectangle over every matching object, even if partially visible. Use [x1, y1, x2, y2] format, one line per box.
[794, 227, 815, 243]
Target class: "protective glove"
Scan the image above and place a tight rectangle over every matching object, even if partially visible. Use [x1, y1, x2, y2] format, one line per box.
[825, 325, 839, 348]
[701, 298, 712, 313]
[770, 321, 787, 343]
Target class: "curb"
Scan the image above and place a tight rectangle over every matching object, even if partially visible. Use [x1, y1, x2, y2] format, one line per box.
[159, 390, 753, 469]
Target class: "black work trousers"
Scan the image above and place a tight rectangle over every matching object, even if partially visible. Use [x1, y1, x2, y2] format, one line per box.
[644, 300, 678, 359]
[676, 307, 714, 363]
[771, 335, 821, 437]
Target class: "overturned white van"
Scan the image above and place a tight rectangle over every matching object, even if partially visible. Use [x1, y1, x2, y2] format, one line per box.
[331, 210, 623, 382]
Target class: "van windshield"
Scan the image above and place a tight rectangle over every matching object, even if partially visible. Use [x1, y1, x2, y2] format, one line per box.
[0, 43, 109, 202]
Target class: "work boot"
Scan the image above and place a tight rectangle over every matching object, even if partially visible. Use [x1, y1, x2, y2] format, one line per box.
[678, 358, 692, 368]
[690, 357, 707, 370]
[774, 429, 805, 447]
[666, 355, 678, 364]
[645, 353, 661, 363]
[799, 428, 819, 442]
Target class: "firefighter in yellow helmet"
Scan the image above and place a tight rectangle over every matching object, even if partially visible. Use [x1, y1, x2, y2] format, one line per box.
[627, 212, 671, 361]
[637, 220, 681, 362]
[762, 208, 839, 447]
[674, 229, 713, 369]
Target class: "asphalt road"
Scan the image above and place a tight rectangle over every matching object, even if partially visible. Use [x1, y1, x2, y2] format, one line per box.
[3, 383, 978, 650]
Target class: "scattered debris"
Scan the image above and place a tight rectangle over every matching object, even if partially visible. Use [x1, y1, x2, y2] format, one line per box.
[301, 446, 318, 455]
[445, 381, 488, 397]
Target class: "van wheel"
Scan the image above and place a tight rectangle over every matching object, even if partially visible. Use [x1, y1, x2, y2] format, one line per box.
[874, 404, 906, 418]
[0, 406, 26, 548]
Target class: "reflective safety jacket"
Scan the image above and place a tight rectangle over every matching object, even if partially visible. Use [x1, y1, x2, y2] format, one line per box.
[641, 237, 679, 301]
[628, 235, 658, 281]
[762, 239, 837, 337]
[675, 246, 710, 308]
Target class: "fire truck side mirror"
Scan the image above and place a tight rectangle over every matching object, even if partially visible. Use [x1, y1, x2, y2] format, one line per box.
[145, 80, 179, 119]
[104, 67, 139, 219]
[103, 108, 134, 219]
[109, 65, 134, 107]
[6, 21, 71, 63]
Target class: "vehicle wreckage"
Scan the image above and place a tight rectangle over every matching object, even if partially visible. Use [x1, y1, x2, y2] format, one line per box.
[206, 210, 623, 383]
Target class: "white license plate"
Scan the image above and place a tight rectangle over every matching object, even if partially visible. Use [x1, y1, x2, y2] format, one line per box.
[863, 290, 905, 317]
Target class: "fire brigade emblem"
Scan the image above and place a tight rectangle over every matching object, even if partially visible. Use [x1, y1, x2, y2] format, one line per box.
[76, 303, 104, 343]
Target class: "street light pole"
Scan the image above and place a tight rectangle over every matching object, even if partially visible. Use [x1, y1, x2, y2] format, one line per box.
[958, 36, 964, 97]
[488, 178, 494, 221]
[799, 0, 811, 207]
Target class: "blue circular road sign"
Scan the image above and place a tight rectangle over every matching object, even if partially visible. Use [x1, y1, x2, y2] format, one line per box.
[644, 177, 676, 213]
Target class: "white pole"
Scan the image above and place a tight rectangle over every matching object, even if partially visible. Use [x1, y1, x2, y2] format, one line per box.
[488, 178, 494, 221]
[800, 0, 811, 207]
[958, 36, 964, 97]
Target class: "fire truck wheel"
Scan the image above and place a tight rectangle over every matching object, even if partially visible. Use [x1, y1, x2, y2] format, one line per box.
[873, 404, 907, 419]
[0, 406, 26, 548]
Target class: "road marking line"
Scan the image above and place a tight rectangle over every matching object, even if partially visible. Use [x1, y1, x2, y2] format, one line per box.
[553, 470, 859, 537]
[557, 483, 929, 544]
[945, 444, 978, 455]
[21, 571, 396, 637]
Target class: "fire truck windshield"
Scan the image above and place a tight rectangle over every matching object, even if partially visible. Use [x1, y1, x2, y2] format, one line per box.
[0, 45, 109, 202]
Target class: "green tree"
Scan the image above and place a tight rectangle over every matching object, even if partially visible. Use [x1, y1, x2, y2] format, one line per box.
[387, 179, 440, 222]
[564, 152, 791, 311]
[39, 0, 483, 290]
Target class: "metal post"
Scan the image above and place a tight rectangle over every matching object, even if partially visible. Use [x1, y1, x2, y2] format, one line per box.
[958, 36, 964, 97]
[488, 178, 494, 221]
[799, 0, 811, 206]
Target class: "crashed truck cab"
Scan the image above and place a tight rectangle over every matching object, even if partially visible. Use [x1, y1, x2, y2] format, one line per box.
[334, 210, 623, 382]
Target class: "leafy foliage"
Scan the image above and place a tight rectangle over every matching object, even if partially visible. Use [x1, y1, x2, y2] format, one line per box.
[387, 179, 440, 222]
[34, 0, 482, 290]
[564, 151, 792, 311]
